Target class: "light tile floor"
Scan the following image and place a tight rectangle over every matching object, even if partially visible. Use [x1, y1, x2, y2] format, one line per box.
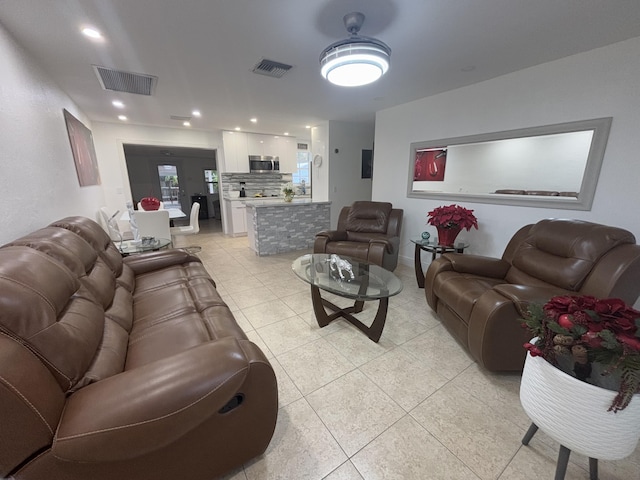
[175, 221, 640, 480]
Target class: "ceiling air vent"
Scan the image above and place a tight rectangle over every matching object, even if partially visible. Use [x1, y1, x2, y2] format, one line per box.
[93, 65, 158, 95]
[252, 59, 293, 78]
[169, 115, 192, 122]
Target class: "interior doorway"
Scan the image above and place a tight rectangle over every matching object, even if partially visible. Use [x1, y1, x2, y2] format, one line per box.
[123, 144, 219, 221]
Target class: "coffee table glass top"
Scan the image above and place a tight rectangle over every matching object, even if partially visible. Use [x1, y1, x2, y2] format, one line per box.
[292, 254, 403, 300]
[117, 238, 171, 255]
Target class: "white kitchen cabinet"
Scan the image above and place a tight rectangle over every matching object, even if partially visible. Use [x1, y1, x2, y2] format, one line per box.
[224, 131, 299, 174]
[231, 202, 247, 235]
[222, 131, 249, 172]
[275, 136, 298, 174]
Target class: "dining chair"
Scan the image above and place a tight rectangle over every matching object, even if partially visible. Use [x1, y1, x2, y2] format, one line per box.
[99, 206, 124, 242]
[133, 210, 171, 240]
[170, 202, 200, 241]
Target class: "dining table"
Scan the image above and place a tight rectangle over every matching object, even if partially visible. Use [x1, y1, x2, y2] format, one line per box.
[120, 207, 186, 221]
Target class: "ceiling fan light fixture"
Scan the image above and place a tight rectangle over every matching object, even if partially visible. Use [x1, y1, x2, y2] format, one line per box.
[320, 12, 391, 87]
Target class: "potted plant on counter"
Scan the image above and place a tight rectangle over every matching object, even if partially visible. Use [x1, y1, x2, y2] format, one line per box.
[281, 182, 295, 202]
[426, 204, 478, 246]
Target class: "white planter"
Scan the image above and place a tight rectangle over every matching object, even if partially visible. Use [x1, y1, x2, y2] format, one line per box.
[520, 351, 640, 460]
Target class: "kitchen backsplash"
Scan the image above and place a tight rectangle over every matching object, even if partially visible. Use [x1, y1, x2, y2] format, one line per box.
[221, 172, 293, 198]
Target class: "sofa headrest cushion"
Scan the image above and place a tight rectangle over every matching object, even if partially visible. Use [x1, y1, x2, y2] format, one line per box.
[346, 201, 392, 234]
[50, 216, 124, 276]
[4, 227, 98, 277]
[0, 247, 104, 391]
[510, 219, 635, 290]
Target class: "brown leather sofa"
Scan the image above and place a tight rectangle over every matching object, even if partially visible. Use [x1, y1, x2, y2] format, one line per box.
[425, 219, 640, 371]
[314, 201, 403, 271]
[0, 216, 277, 480]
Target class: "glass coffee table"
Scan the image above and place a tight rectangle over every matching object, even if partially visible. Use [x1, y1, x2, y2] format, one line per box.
[117, 238, 171, 256]
[292, 254, 403, 342]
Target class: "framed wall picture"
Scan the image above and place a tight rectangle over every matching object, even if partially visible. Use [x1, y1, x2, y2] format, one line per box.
[413, 149, 446, 181]
[63, 109, 101, 186]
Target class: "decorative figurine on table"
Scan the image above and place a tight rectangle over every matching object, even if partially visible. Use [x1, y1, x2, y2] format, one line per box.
[329, 254, 355, 281]
[421, 231, 431, 240]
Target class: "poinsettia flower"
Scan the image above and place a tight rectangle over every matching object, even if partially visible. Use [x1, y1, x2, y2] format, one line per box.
[427, 204, 478, 231]
[617, 334, 640, 351]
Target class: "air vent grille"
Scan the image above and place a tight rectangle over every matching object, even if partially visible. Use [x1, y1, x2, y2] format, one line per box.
[93, 65, 157, 95]
[169, 115, 192, 122]
[252, 59, 293, 78]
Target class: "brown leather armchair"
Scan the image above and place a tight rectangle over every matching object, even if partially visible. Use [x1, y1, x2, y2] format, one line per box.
[314, 201, 403, 271]
[425, 219, 640, 371]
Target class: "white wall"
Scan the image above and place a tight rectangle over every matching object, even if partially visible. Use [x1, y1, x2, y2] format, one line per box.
[0, 23, 105, 244]
[311, 122, 329, 203]
[327, 120, 375, 226]
[91, 122, 223, 215]
[373, 36, 640, 268]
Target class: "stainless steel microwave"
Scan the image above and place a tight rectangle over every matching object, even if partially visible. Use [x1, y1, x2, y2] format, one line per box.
[249, 155, 279, 173]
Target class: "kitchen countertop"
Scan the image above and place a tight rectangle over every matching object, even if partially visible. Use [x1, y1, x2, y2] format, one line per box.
[223, 195, 312, 202]
[245, 198, 329, 207]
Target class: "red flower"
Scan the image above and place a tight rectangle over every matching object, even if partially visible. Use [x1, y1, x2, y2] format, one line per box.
[618, 334, 640, 351]
[523, 342, 543, 357]
[427, 204, 478, 231]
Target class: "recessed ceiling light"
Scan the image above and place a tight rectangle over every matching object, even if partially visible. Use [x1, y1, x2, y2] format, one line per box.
[284, 132, 289, 136]
[235, 127, 241, 131]
[118, 115, 127, 121]
[183, 121, 191, 127]
[81, 27, 103, 40]
[305, 125, 311, 129]
[112, 100, 124, 108]
[274, 136, 279, 139]
[250, 118, 257, 123]
[192, 110, 201, 117]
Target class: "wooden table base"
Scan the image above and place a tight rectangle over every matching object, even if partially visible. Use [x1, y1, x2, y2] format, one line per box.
[310, 285, 389, 342]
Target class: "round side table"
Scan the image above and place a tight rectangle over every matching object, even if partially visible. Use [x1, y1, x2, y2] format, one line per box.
[411, 238, 469, 288]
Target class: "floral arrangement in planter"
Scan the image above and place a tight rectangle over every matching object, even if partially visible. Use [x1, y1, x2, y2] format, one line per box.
[426, 204, 478, 246]
[281, 182, 295, 202]
[521, 295, 640, 412]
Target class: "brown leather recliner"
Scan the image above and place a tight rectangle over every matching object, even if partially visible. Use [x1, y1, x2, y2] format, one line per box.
[425, 219, 640, 372]
[314, 201, 403, 271]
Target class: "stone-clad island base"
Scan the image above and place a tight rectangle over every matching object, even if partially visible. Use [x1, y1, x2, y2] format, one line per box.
[246, 200, 331, 256]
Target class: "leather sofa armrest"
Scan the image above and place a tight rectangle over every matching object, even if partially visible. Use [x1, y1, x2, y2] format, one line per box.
[315, 230, 348, 242]
[493, 284, 573, 315]
[314, 230, 347, 254]
[123, 249, 201, 275]
[54, 338, 270, 462]
[466, 285, 572, 371]
[443, 253, 511, 278]
[369, 236, 397, 254]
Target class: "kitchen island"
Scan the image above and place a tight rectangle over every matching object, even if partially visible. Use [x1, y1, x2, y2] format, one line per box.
[245, 199, 331, 256]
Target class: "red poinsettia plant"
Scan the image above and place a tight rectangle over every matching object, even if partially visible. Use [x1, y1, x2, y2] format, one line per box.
[426, 204, 478, 230]
[521, 295, 640, 412]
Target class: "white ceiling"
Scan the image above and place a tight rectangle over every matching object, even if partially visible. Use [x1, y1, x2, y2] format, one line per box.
[2, 0, 640, 139]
